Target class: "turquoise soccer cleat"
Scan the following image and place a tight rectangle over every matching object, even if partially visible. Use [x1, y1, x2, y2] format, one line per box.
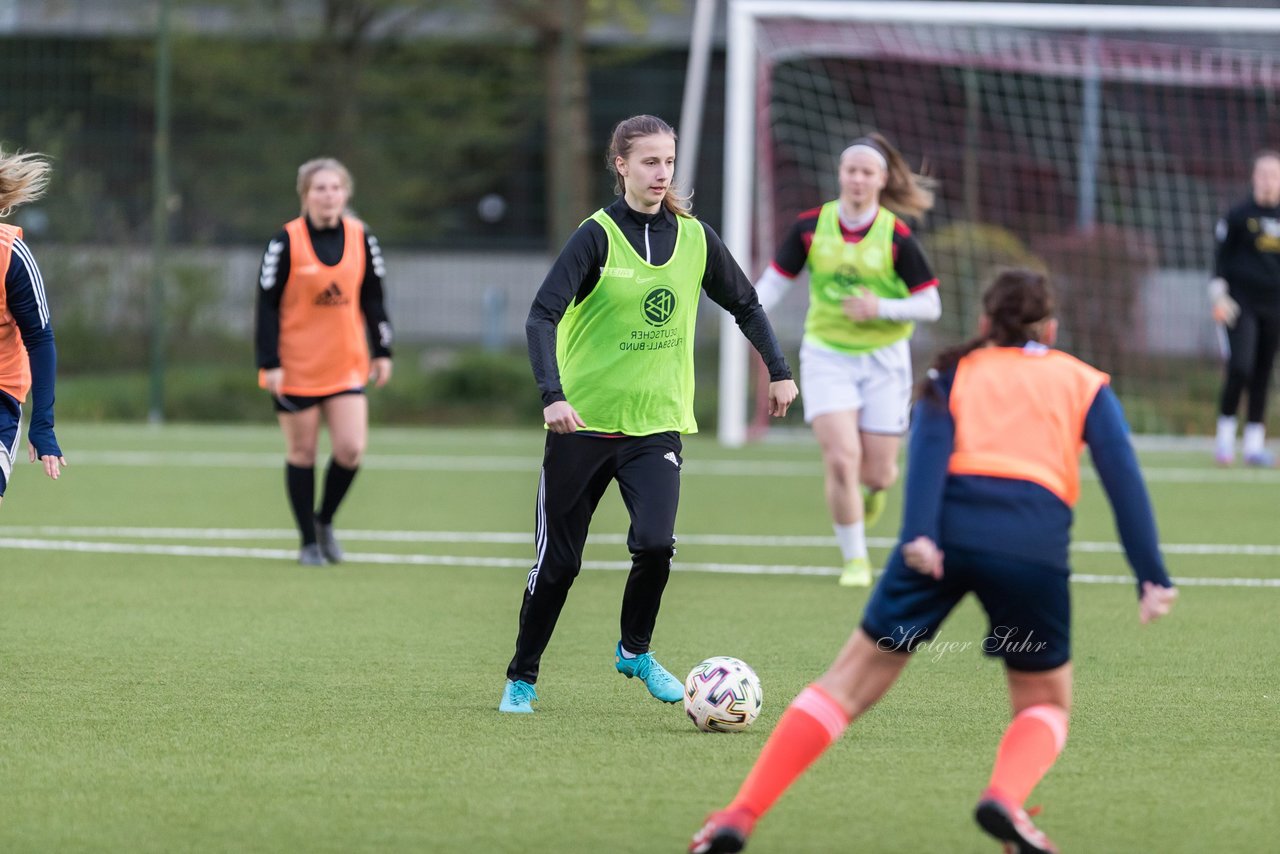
[498, 679, 538, 713]
[614, 642, 683, 703]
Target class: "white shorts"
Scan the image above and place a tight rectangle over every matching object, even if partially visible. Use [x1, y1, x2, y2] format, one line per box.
[799, 337, 912, 433]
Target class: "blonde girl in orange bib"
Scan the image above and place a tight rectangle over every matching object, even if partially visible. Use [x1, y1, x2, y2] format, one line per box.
[254, 158, 393, 565]
[0, 147, 64, 505]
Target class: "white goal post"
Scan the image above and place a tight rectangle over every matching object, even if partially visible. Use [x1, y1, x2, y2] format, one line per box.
[717, 1, 1280, 446]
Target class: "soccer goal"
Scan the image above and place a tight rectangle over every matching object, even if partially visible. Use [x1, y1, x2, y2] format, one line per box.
[716, 1, 1280, 446]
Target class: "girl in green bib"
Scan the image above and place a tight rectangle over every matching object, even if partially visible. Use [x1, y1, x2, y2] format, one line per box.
[754, 133, 939, 587]
[499, 115, 799, 714]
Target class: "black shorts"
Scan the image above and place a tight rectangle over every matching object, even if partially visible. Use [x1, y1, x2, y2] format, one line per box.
[860, 545, 1071, 672]
[272, 388, 364, 414]
[0, 390, 20, 496]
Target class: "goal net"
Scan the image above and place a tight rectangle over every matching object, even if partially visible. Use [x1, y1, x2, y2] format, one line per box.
[718, 1, 1280, 445]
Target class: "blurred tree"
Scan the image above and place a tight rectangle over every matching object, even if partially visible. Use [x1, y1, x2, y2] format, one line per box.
[153, 0, 541, 245]
[494, 0, 684, 246]
[495, 0, 591, 247]
[177, 0, 682, 247]
[3, 0, 688, 248]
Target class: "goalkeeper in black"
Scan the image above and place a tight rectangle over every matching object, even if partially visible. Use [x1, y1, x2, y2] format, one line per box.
[1211, 149, 1280, 466]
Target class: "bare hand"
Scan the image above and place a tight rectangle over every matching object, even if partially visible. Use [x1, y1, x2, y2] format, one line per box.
[1212, 294, 1240, 327]
[768, 379, 799, 418]
[28, 442, 66, 480]
[843, 289, 879, 322]
[370, 357, 393, 388]
[901, 536, 943, 580]
[544, 400, 586, 434]
[1208, 277, 1239, 327]
[263, 367, 284, 396]
[1139, 581, 1178, 624]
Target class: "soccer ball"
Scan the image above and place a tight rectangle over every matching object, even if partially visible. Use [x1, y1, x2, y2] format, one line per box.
[683, 656, 763, 733]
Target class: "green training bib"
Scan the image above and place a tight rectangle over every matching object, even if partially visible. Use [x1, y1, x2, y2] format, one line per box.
[556, 210, 707, 434]
[804, 201, 913, 354]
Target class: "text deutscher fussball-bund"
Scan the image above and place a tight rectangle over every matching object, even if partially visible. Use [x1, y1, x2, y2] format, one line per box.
[620, 328, 684, 351]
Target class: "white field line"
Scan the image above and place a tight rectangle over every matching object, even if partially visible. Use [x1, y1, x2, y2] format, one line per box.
[4, 526, 1280, 557]
[55, 450, 1280, 482]
[1, 529, 1277, 587]
[0, 537, 827, 575]
[64, 450, 821, 476]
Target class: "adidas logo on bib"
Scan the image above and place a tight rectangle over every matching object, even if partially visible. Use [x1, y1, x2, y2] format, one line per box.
[314, 283, 349, 306]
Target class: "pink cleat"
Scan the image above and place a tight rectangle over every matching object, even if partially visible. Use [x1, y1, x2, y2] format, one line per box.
[974, 789, 1058, 854]
[689, 807, 756, 854]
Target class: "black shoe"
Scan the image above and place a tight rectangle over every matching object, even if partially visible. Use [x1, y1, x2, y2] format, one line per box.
[298, 543, 327, 566]
[314, 519, 344, 563]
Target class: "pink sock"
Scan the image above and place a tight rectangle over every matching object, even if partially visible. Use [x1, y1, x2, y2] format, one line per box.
[728, 684, 851, 818]
[986, 704, 1069, 806]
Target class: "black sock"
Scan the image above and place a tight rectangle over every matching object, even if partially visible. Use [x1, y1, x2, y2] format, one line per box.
[316, 460, 359, 525]
[286, 463, 317, 545]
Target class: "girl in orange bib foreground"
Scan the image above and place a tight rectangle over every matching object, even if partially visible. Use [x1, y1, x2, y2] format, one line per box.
[690, 268, 1178, 854]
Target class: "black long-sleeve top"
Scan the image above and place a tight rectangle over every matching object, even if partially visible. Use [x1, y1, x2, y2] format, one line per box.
[3, 236, 59, 457]
[254, 217, 393, 370]
[1214, 198, 1280, 311]
[526, 197, 793, 406]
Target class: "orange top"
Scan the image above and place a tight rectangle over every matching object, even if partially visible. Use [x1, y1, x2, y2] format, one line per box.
[259, 216, 370, 396]
[0, 223, 31, 402]
[948, 345, 1109, 507]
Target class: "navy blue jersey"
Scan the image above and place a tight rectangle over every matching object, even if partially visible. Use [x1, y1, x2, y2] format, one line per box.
[901, 368, 1170, 595]
[3, 235, 59, 457]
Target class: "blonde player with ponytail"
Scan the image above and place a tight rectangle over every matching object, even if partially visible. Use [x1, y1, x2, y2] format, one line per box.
[0, 147, 64, 506]
[254, 158, 394, 566]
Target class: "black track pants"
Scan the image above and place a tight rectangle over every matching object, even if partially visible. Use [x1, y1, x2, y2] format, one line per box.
[505, 431, 682, 684]
[1220, 303, 1280, 423]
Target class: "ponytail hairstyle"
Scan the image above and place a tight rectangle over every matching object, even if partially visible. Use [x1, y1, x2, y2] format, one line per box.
[843, 131, 935, 220]
[296, 157, 354, 216]
[0, 148, 52, 218]
[919, 268, 1055, 399]
[605, 114, 692, 218]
